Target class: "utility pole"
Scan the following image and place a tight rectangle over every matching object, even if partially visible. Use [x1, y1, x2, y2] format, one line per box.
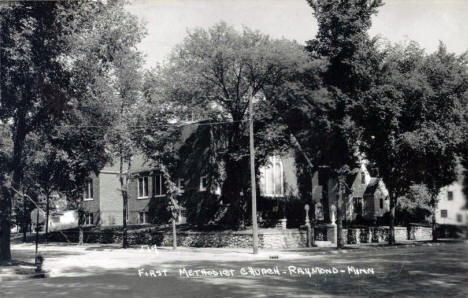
[249, 90, 259, 254]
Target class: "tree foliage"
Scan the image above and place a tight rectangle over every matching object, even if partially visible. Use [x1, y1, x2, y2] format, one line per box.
[152, 22, 310, 227]
[360, 41, 468, 242]
[277, 0, 384, 248]
[396, 184, 432, 225]
[0, 0, 145, 259]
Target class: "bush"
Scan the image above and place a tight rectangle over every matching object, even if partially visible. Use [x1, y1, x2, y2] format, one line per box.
[148, 196, 171, 225]
[179, 191, 223, 227]
[257, 196, 307, 228]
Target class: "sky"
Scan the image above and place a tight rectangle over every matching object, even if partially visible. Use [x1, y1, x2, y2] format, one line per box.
[125, 0, 468, 68]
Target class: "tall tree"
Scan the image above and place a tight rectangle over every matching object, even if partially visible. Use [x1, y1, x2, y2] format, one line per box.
[59, 0, 147, 248]
[0, 0, 144, 259]
[57, 0, 145, 246]
[138, 69, 185, 248]
[360, 42, 468, 243]
[155, 22, 309, 228]
[0, 124, 13, 244]
[399, 44, 468, 241]
[105, 51, 145, 249]
[302, 0, 383, 248]
[0, 1, 70, 260]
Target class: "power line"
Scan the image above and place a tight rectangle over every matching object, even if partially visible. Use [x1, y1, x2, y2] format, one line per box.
[52, 119, 250, 129]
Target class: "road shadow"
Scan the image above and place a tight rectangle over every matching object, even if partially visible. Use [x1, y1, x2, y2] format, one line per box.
[0, 259, 35, 267]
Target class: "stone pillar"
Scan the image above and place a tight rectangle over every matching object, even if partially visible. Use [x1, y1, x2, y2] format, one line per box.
[280, 218, 287, 230]
[304, 204, 312, 247]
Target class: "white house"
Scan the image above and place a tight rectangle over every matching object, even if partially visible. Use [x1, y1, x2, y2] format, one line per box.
[47, 210, 79, 231]
[436, 179, 468, 226]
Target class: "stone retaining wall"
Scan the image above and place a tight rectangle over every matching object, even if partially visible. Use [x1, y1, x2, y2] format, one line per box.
[343, 226, 408, 244]
[47, 225, 433, 249]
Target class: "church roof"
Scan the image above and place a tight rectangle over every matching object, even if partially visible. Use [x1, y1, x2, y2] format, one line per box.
[364, 178, 380, 196]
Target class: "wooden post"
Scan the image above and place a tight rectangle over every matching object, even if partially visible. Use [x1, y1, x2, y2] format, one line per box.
[249, 91, 259, 254]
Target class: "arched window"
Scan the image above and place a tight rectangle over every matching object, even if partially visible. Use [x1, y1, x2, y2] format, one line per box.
[260, 156, 284, 197]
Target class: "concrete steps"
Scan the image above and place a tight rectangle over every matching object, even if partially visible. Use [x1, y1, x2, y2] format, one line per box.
[314, 240, 334, 247]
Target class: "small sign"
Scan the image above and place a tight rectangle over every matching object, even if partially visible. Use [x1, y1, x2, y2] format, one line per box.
[315, 202, 324, 221]
[31, 209, 46, 224]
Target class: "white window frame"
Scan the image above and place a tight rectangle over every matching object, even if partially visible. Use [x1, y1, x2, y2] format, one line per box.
[138, 211, 149, 224]
[200, 176, 208, 191]
[137, 176, 149, 199]
[178, 178, 185, 194]
[260, 156, 284, 197]
[214, 184, 221, 196]
[153, 174, 165, 197]
[84, 213, 93, 225]
[83, 180, 94, 201]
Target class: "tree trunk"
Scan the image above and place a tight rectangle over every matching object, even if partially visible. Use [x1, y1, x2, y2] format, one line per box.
[1, 98, 28, 261]
[322, 172, 330, 223]
[432, 200, 438, 242]
[0, 194, 11, 261]
[120, 158, 132, 249]
[45, 194, 50, 244]
[23, 196, 27, 242]
[122, 192, 128, 248]
[78, 226, 84, 245]
[222, 159, 245, 227]
[35, 209, 39, 257]
[388, 195, 396, 245]
[172, 218, 177, 250]
[311, 173, 315, 247]
[78, 202, 84, 245]
[336, 179, 345, 249]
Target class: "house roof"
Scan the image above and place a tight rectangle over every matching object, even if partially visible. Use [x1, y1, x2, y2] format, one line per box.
[100, 158, 152, 174]
[364, 178, 380, 196]
[100, 124, 198, 175]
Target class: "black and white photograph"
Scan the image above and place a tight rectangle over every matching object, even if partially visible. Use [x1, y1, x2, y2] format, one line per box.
[1, 0, 468, 297]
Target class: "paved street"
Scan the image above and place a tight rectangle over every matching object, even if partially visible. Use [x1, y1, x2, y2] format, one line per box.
[1, 242, 467, 297]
